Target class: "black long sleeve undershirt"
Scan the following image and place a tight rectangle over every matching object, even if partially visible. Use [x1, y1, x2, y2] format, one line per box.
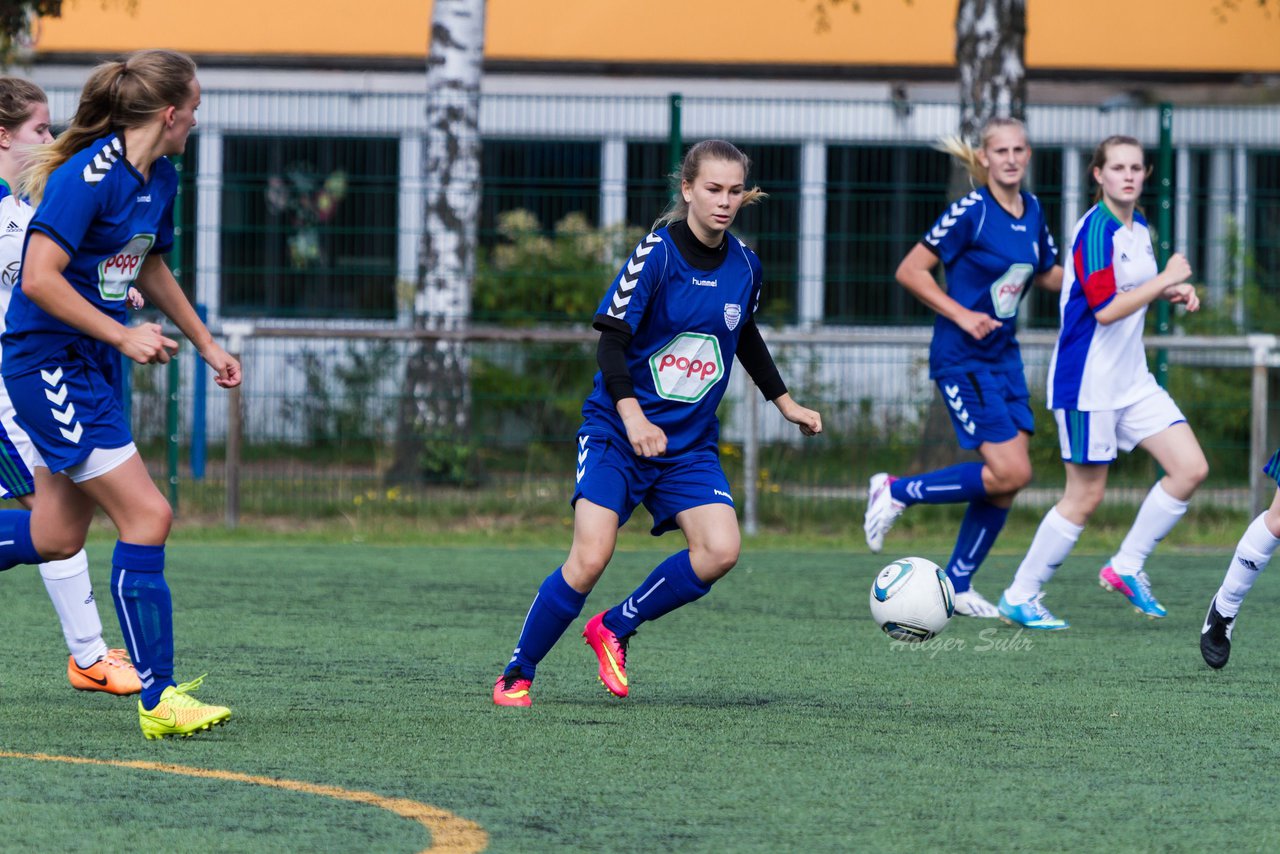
[592, 218, 787, 404]
[595, 319, 787, 404]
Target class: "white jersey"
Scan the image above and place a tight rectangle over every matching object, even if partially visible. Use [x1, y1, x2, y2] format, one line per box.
[0, 191, 33, 328]
[0, 188, 37, 496]
[1047, 204, 1161, 412]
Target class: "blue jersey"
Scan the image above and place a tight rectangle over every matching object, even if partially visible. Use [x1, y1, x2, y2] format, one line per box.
[582, 226, 762, 459]
[2, 133, 176, 379]
[921, 187, 1057, 378]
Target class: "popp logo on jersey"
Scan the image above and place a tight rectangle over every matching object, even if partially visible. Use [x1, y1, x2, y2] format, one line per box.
[988, 262, 1034, 319]
[649, 332, 725, 403]
[97, 233, 156, 301]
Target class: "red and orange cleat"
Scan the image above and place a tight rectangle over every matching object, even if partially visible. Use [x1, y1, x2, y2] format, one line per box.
[492, 668, 532, 707]
[582, 611, 629, 698]
[68, 648, 142, 695]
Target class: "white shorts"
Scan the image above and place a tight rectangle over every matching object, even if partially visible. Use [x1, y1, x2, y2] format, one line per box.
[1054, 387, 1186, 465]
[0, 374, 39, 499]
[20, 436, 138, 484]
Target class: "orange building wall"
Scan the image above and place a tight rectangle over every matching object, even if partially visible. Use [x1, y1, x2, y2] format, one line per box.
[31, 0, 1280, 73]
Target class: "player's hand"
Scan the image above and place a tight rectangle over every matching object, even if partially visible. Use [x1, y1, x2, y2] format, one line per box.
[118, 322, 179, 365]
[623, 412, 667, 457]
[776, 396, 822, 437]
[1162, 253, 1192, 286]
[1166, 282, 1200, 312]
[957, 308, 1002, 341]
[200, 341, 242, 389]
[126, 287, 145, 310]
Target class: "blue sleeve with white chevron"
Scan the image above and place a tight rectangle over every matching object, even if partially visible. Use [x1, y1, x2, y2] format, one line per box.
[28, 152, 105, 258]
[596, 232, 666, 332]
[922, 191, 982, 264]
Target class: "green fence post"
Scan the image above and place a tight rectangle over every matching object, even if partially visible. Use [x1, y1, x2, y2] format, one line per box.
[668, 93, 682, 178]
[167, 154, 183, 513]
[1155, 103, 1174, 389]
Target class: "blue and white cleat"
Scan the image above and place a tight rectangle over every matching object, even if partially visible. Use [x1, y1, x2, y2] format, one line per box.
[997, 593, 1069, 630]
[1099, 564, 1167, 618]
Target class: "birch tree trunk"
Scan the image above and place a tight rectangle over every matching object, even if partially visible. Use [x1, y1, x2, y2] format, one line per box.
[911, 0, 1027, 473]
[391, 0, 486, 483]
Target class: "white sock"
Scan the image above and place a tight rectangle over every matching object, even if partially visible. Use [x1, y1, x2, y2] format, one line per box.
[1004, 507, 1083, 604]
[1215, 513, 1280, 618]
[1109, 482, 1188, 575]
[40, 551, 108, 668]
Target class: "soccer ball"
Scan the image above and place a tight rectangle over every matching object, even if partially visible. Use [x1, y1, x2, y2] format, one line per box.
[869, 556, 955, 642]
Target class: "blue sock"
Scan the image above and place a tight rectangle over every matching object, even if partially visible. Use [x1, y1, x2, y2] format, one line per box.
[945, 500, 1009, 593]
[507, 567, 587, 680]
[0, 509, 41, 571]
[891, 462, 987, 507]
[603, 550, 712, 637]
[110, 542, 173, 709]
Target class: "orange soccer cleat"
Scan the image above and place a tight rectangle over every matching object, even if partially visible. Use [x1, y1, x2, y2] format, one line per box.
[582, 611, 629, 698]
[68, 648, 142, 695]
[492, 668, 533, 707]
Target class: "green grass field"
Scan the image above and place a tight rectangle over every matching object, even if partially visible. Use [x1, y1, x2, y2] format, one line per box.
[3, 538, 1279, 852]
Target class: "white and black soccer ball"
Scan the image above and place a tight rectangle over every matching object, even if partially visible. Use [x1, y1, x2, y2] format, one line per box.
[869, 556, 955, 642]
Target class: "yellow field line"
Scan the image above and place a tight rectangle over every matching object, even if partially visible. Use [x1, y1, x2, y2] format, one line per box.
[0, 751, 488, 853]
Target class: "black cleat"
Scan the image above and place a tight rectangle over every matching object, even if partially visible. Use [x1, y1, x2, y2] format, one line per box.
[1200, 597, 1235, 670]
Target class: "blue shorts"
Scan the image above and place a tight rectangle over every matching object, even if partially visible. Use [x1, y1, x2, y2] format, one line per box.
[935, 369, 1033, 451]
[1265, 449, 1280, 487]
[5, 353, 132, 475]
[571, 431, 734, 536]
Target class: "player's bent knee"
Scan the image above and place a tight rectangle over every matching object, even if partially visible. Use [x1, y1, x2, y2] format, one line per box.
[36, 534, 87, 562]
[563, 553, 610, 591]
[692, 543, 739, 581]
[997, 465, 1033, 494]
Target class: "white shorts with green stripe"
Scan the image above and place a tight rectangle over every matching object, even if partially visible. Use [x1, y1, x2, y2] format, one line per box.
[0, 374, 36, 498]
[1054, 387, 1185, 465]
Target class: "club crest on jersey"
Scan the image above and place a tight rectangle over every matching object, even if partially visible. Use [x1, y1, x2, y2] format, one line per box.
[649, 332, 724, 403]
[723, 303, 741, 331]
[98, 233, 155, 301]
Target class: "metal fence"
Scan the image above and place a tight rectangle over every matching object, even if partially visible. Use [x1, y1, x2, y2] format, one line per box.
[32, 86, 1276, 332]
[38, 85, 1275, 529]
[131, 326, 1280, 532]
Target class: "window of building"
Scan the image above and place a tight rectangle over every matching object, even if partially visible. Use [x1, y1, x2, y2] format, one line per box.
[171, 136, 198, 303]
[1024, 147, 1064, 329]
[1252, 152, 1280, 322]
[824, 144, 950, 325]
[220, 135, 398, 319]
[480, 139, 601, 243]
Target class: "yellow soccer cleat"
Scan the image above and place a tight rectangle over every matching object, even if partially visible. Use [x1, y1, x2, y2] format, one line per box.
[138, 675, 231, 739]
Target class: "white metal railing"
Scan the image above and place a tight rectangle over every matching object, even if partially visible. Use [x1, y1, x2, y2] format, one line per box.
[205, 325, 1280, 530]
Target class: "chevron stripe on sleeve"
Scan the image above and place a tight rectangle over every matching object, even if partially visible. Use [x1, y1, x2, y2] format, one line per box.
[606, 232, 662, 321]
[924, 190, 981, 248]
[81, 137, 124, 185]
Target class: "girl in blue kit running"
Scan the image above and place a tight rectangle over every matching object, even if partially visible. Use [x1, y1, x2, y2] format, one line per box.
[863, 117, 1063, 619]
[0, 49, 239, 738]
[0, 75, 141, 696]
[493, 139, 823, 706]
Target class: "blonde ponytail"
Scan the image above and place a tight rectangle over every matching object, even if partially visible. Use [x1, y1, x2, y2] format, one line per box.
[21, 49, 197, 204]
